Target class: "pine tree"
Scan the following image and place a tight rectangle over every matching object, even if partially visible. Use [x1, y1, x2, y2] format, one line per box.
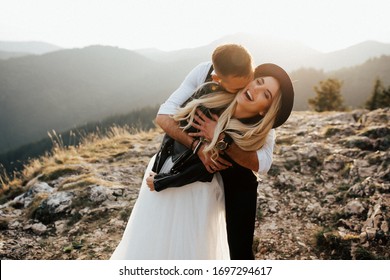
[308, 78, 346, 112]
[365, 79, 390, 110]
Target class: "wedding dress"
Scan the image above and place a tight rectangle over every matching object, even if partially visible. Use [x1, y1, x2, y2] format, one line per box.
[110, 154, 230, 260]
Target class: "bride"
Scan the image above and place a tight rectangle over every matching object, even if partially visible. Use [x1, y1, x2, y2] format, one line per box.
[110, 63, 294, 260]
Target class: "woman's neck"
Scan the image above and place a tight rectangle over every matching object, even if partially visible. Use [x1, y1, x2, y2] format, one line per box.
[233, 105, 254, 119]
[233, 105, 263, 124]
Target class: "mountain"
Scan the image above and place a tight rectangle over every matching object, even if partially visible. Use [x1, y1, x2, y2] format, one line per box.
[0, 41, 62, 56]
[311, 41, 390, 71]
[0, 35, 389, 155]
[0, 46, 183, 154]
[136, 33, 390, 71]
[0, 105, 160, 174]
[135, 33, 321, 71]
[0, 50, 31, 60]
[290, 55, 390, 110]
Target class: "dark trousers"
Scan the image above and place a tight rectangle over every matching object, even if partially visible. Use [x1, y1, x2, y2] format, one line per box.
[221, 164, 258, 260]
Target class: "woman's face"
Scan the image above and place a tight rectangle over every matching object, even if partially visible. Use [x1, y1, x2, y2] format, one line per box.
[234, 76, 280, 118]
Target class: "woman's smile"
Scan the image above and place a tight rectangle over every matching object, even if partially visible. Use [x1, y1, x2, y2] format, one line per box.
[244, 90, 254, 101]
[234, 76, 280, 118]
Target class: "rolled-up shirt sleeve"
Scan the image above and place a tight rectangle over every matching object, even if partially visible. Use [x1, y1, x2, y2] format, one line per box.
[256, 129, 275, 174]
[158, 62, 211, 115]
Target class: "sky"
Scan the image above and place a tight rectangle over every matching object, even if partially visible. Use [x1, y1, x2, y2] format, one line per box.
[1, 0, 389, 53]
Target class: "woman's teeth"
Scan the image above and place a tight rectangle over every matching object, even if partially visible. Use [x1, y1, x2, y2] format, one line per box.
[245, 90, 253, 101]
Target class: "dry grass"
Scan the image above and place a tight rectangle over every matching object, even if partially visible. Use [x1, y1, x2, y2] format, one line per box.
[0, 125, 159, 199]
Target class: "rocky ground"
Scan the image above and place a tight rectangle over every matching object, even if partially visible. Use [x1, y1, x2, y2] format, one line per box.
[0, 108, 389, 260]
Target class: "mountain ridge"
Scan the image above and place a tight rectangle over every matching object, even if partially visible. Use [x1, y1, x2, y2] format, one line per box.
[0, 36, 389, 155]
[0, 41, 62, 55]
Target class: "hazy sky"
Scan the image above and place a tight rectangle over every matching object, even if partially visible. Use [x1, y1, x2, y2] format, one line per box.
[1, 0, 389, 52]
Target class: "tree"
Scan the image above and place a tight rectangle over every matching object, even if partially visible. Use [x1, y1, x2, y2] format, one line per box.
[308, 78, 346, 112]
[365, 79, 390, 110]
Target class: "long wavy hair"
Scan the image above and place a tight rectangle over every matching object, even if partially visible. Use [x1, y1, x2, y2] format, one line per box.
[173, 82, 282, 160]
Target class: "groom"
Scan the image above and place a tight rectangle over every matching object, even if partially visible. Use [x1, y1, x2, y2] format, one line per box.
[155, 44, 275, 259]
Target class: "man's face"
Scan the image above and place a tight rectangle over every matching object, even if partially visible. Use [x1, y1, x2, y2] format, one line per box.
[212, 72, 253, 94]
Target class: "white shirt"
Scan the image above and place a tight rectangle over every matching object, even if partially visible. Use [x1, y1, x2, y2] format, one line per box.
[158, 62, 275, 174]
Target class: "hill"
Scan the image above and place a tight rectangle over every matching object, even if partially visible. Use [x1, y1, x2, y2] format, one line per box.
[290, 55, 390, 110]
[0, 108, 388, 260]
[136, 33, 390, 72]
[1, 36, 390, 155]
[0, 105, 159, 174]
[0, 41, 62, 56]
[0, 46, 180, 154]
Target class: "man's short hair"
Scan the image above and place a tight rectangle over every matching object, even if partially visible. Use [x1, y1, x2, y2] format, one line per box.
[212, 44, 253, 78]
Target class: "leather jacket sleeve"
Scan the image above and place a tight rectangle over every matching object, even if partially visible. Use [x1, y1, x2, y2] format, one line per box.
[153, 161, 213, 192]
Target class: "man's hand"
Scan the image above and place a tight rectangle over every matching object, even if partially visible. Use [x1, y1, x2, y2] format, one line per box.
[156, 113, 231, 172]
[189, 109, 218, 141]
[197, 144, 232, 173]
[146, 171, 157, 191]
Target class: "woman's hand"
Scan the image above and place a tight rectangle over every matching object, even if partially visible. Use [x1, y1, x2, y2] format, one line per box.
[146, 171, 157, 191]
[189, 109, 218, 141]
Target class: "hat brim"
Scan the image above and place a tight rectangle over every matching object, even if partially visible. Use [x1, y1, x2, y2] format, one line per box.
[254, 63, 294, 128]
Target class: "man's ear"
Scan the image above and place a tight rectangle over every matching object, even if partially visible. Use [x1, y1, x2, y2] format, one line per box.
[211, 75, 221, 83]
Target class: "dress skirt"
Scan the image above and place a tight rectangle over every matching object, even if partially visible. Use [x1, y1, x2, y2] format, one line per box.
[110, 154, 230, 260]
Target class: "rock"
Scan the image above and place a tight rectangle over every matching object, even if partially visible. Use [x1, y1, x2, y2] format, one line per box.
[360, 108, 389, 126]
[33, 192, 74, 224]
[8, 220, 21, 230]
[359, 231, 368, 243]
[323, 154, 352, 172]
[365, 227, 377, 240]
[268, 200, 279, 213]
[89, 186, 109, 203]
[46, 192, 74, 214]
[54, 220, 67, 234]
[381, 221, 389, 233]
[344, 200, 365, 215]
[306, 202, 322, 216]
[360, 126, 390, 139]
[13, 182, 53, 208]
[324, 195, 336, 204]
[1, 109, 389, 260]
[348, 177, 376, 197]
[341, 136, 374, 150]
[31, 223, 47, 235]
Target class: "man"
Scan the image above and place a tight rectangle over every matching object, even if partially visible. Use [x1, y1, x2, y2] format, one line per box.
[156, 44, 275, 259]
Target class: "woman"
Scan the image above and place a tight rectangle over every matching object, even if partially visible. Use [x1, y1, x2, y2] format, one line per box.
[110, 63, 294, 260]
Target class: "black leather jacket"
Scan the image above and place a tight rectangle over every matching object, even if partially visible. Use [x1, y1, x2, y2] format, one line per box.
[151, 82, 224, 191]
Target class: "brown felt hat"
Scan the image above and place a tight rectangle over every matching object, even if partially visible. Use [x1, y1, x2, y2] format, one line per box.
[254, 63, 295, 128]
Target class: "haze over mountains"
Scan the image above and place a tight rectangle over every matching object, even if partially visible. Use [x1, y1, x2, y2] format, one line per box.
[0, 41, 62, 59]
[0, 33, 389, 155]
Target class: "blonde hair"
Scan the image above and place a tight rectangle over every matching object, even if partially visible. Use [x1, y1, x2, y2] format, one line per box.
[173, 85, 282, 160]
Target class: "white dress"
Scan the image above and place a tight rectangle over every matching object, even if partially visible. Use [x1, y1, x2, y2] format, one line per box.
[110, 154, 230, 260]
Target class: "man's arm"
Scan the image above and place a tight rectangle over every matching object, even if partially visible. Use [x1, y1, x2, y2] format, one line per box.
[224, 144, 259, 171]
[189, 110, 275, 173]
[224, 129, 275, 172]
[156, 62, 212, 149]
[155, 114, 193, 149]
